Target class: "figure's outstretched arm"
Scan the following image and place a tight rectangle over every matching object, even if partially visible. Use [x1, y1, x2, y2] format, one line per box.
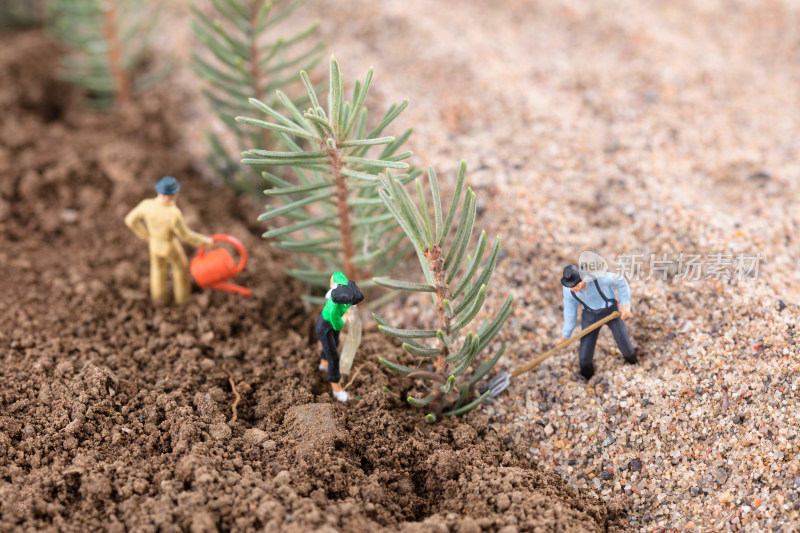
[172, 212, 210, 248]
[610, 275, 631, 319]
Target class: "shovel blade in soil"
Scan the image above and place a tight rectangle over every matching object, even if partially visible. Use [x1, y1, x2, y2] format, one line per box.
[338, 306, 362, 375]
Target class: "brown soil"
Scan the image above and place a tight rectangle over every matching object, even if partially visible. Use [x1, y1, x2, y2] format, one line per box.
[0, 32, 624, 532]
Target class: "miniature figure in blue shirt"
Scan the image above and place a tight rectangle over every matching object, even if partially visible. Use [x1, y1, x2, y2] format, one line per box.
[559, 265, 636, 380]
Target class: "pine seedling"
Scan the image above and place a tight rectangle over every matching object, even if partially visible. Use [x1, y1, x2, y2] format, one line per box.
[236, 56, 418, 299]
[47, 0, 158, 108]
[372, 163, 513, 422]
[191, 0, 324, 194]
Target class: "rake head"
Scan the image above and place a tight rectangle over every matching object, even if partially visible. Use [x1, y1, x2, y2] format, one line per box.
[479, 371, 512, 398]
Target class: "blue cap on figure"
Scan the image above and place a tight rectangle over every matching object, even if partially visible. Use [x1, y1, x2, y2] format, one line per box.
[155, 176, 181, 195]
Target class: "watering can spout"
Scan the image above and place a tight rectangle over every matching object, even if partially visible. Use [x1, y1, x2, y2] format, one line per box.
[209, 281, 252, 297]
[190, 234, 251, 297]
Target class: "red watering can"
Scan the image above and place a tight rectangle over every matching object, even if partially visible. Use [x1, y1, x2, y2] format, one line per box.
[191, 234, 252, 297]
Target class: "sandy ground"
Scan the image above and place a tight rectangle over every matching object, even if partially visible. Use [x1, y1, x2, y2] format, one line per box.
[161, 0, 799, 530]
[264, 1, 799, 531]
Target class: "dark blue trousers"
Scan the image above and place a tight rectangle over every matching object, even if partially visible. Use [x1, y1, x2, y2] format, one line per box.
[316, 315, 341, 383]
[578, 305, 636, 379]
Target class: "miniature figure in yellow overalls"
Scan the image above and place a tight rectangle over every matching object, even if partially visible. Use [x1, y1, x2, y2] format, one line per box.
[124, 177, 211, 305]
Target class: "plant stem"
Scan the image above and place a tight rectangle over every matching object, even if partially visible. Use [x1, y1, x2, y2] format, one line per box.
[428, 245, 450, 372]
[103, 0, 130, 103]
[328, 147, 357, 281]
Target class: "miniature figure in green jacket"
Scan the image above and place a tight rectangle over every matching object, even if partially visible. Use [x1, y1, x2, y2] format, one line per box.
[124, 177, 211, 305]
[316, 272, 364, 402]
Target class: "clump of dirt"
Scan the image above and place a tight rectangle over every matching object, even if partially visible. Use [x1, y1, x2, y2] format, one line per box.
[0, 32, 624, 532]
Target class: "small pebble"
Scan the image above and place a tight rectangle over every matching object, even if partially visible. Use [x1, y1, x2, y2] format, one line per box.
[60, 209, 79, 224]
[711, 467, 728, 484]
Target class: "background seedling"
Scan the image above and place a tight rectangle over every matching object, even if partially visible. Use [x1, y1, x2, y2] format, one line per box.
[47, 0, 160, 109]
[191, 0, 324, 194]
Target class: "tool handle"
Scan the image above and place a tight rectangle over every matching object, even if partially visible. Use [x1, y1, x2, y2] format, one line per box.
[197, 234, 248, 273]
[510, 311, 621, 379]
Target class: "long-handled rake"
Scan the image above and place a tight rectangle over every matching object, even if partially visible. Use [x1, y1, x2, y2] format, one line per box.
[482, 311, 621, 397]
